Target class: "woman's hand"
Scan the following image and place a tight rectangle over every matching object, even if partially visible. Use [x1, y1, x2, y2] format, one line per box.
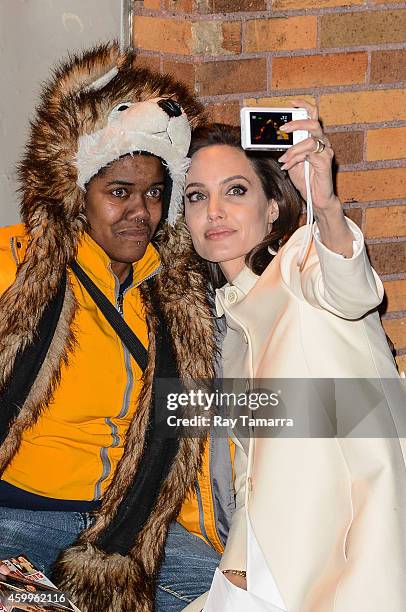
[278, 99, 336, 210]
[0, 563, 10, 575]
[222, 570, 247, 590]
[278, 99, 354, 257]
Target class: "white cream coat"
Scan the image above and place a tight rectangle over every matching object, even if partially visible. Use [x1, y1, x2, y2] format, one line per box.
[184, 219, 406, 612]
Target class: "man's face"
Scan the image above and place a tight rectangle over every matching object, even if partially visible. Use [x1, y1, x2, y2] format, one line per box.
[85, 154, 164, 276]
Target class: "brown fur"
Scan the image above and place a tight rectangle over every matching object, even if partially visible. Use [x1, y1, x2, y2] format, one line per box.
[0, 44, 213, 611]
[0, 279, 77, 474]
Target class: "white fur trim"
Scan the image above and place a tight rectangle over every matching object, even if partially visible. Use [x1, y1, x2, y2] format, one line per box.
[75, 99, 191, 225]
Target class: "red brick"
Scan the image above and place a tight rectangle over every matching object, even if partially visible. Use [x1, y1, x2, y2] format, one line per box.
[328, 132, 364, 166]
[272, 53, 367, 90]
[319, 90, 406, 126]
[367, 128, 406, 162]
[190, 21, 241, 55]
[371, 50, 406, 85]
[134, 55, 161, 72]
[343, 207, 362, 229]
[212, 0, 266, 10]
[382, 318, 406, 351]
[321, 10, 406, 47]
[396, 354, 406, 374]
[336, 168, 406, 203]
[144, 0, 161, 8]
[165, 0, 193, 10]
[244, 94, 316, 107]
[383, 280, 406, 314]
[165, 0, 266, 10]
[367, 242, 406, 276]
[273, 0, 362, 7]
[134, 16, 241, 56]
[196, 58, 267, 96]
[133, 16, 192, 54]
[206, 102, 241, 125]
[365, 206, 406, 239]
[246, 16, 317, 52]
[162, 60, 196, 90]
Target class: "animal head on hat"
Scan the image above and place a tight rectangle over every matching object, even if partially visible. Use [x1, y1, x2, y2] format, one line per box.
[18, 42, 206, 257]
[76, 96, 191, 226]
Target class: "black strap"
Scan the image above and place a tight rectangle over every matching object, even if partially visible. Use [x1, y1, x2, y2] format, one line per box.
[0, 271, 67, 445]
[95, 280, 181, 555]
[70, 260, 148, 372]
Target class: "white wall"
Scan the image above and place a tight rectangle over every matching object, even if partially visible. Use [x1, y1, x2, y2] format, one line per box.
[0, 0, 124, 226]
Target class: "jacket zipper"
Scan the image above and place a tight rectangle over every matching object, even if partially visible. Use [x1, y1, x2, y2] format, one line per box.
[93, 274, 135, 500]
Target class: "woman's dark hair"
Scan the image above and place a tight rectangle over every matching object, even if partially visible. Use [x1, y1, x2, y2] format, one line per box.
[188, 123, 302, 288]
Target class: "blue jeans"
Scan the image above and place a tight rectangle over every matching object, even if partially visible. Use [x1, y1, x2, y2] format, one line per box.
[0, 507, 219, 610]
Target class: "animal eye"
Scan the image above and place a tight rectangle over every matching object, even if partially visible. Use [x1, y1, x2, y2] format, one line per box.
[111, 102, 132, 113]
[146, 187, 163, 199]
[227, 185, 247, 196]
[186, 191, 206, 203]
[111, 188, 128, 198]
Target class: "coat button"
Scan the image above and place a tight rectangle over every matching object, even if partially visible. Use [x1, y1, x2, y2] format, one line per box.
[226, 288, 238, 304]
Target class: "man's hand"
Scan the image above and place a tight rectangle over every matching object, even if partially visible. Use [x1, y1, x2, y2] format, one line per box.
[0, 563, 10, 575]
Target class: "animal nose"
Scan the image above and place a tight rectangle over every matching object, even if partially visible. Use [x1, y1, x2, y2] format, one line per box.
[158, 99, 182, 118]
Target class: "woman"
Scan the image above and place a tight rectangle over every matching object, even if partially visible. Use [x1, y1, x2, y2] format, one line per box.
[182, 101, 406, 611]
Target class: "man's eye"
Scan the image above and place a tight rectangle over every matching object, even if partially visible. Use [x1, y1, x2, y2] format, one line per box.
[146, 187, 163, 199]
[186, 191, 206, 203]
[227, 185, 247, 196]
[111, 188, 128, 198]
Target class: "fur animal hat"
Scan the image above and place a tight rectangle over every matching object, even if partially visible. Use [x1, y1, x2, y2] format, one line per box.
[0, 42, 205, 391]
[76, 96, 191, 225]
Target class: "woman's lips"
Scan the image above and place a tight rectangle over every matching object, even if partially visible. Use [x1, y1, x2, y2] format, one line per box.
[205, 227, 236, 241]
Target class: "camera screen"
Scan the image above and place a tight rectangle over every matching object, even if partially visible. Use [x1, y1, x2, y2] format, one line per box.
[250, 112, 293, 146]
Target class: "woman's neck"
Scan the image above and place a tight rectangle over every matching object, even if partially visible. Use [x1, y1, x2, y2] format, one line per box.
[219, 256, 246, 283]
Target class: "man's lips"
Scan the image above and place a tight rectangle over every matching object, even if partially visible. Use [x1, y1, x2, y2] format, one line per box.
[205, 227, 236, 240]
[115, 227, 150, 241]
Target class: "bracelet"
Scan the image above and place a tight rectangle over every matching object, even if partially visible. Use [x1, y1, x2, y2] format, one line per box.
[222, 569, 247, 578]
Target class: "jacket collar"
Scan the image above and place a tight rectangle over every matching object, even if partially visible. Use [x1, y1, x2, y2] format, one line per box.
[215, 265, 259, 317]
[76, 232, 161, 291]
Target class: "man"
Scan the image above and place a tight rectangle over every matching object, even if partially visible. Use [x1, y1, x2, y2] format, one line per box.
[0, 44, 231, 611]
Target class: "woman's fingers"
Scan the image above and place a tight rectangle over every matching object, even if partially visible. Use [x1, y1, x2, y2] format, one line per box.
[280, 119, 327, 142]
[279, 137, 333, 170]
[0, 563, 10, 575]
[290, 98, 318, 121]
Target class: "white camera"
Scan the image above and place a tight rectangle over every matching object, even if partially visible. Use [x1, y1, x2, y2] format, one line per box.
[240, 107, 309, 151]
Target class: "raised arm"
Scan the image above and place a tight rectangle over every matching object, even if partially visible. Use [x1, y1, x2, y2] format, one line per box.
[278, 99, 383, 319]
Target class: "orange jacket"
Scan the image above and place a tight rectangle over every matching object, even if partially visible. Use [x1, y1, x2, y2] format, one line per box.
[0, 224, 233, 553]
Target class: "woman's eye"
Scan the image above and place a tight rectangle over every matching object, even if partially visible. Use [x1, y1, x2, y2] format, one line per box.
[227, 185, 247, 196]
[111, 188, 128, 198]
[146, 187, 163, 199]
[186, 191, 206, 203]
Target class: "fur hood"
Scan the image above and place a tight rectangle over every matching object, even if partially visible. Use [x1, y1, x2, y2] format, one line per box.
[0, 44, 215, 611]
[0, 41, 205, 401]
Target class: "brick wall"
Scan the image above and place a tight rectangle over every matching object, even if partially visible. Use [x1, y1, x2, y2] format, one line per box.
[133, 0, 406, 369]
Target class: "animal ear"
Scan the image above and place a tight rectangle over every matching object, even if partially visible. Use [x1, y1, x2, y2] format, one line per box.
[44, 42, 122, 108]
